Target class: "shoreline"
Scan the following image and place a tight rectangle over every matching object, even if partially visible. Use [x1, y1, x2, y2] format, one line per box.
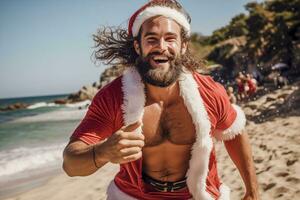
[2, 163, 119, 200]
[0, 167, 62, 200]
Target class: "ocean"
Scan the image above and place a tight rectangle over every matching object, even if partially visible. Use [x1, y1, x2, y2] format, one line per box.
[0, 94, 90, 198]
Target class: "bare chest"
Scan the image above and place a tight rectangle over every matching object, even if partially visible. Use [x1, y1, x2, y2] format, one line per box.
[142, 99, 196, 146]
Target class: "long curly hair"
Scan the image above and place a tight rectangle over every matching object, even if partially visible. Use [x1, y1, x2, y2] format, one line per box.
[92, 0, 203, 72]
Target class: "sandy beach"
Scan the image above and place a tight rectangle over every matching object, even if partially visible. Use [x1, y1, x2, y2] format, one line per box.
[2, 84, 300, 200]
[216, 115, 300, 199]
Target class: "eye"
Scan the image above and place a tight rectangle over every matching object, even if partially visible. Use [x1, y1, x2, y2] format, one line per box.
[166, 37, 177, 42]
[146, 37, 157, 43]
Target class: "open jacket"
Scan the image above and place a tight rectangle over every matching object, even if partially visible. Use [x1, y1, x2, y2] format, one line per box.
[71, 68, 246, 200]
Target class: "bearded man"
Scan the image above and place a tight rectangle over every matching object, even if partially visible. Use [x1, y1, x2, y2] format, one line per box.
[62, 1, 259, 199]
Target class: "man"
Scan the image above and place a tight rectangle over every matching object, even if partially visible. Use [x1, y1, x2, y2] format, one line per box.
[63, 0, 259, 199]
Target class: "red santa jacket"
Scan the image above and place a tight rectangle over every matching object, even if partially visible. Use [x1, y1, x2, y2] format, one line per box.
[71, 68, 246, 200]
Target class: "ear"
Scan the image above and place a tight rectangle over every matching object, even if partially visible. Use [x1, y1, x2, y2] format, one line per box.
[134, 40, 141, 56]
[181, 41, 187, 55]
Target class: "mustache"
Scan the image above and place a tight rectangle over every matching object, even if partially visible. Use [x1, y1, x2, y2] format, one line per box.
[145, 51, 175, 60]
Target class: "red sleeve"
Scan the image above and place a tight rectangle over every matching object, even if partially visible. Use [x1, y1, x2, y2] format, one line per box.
[70, 81, 122, 145]
[214, 82, 237, 131]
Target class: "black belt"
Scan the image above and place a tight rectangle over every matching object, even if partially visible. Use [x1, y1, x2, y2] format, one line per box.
[142, 173, 187, 192]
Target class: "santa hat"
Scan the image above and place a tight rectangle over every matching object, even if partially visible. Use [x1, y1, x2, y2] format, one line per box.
[128, 0, 191, 37]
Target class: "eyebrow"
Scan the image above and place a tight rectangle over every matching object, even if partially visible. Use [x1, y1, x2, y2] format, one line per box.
[144, 32, 178, 38]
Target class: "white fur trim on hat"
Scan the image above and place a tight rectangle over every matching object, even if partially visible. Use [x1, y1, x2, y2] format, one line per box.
[214, 104, 246, 141]
[132, 6, 191, 37]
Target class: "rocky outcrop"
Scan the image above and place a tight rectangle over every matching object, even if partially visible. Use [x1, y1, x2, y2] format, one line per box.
[67, 65, 125, 103]
[67, 85, 99, 103]
[206, 36, 247, 79]
[54, 99, 69, 105]
[0, 103, 29, 111]
[2, 66, 123, 111]
[99, 65, 125, 87]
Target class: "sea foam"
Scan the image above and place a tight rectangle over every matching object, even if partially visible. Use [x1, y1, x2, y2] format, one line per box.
[27, 102, 59, 109]
[0, 143, 66, 177]
[26, 99, 91, 110]
[11, 108, 87, 123]
[65, 100, 91, 108]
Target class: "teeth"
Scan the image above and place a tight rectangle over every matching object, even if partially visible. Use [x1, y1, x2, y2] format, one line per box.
[153, 56, 168, 61]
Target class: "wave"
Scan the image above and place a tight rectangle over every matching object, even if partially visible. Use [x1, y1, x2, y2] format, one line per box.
[27, 102, 59, 109]
[65, 100, 91, 108]
[0, 143, 66, 177]
[11, 108, 87, 123]
[26, 100, 91, 110]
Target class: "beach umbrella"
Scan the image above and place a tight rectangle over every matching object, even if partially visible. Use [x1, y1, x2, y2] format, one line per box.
[271, 63, 288, 70]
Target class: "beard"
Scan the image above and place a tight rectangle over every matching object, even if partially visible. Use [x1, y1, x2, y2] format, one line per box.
[135, 51, 184, 87]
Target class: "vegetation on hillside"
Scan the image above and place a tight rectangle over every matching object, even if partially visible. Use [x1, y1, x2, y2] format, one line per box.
[191, 0, 300, 80]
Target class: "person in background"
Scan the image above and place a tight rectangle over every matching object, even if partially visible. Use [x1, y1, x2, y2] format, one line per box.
[236, 76, 245, 101]
[245, 74, 257, 97]
[227, 86, 237, 104]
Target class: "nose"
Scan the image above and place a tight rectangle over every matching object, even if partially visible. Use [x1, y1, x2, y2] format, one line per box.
[158, 38, 168, 51]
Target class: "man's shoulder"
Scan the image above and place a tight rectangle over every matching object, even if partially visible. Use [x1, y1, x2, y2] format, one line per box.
[192, 72, 225, 94]
[93, 75, 124, 100]
[100, 76, 123, 91]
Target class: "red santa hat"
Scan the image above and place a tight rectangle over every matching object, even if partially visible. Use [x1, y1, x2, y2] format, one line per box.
[128, 0, 191, 37]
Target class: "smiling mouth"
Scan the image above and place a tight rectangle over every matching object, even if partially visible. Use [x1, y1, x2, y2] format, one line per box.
[152, 57, 169, 64]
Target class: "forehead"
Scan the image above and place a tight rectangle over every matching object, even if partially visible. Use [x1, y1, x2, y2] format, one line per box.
[140, 16, 181, 36]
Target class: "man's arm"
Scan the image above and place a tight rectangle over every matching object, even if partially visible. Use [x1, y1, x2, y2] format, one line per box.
[224, 131, 259, 199]
[62, 140, 107, 177]
[62, 121, 144, 177]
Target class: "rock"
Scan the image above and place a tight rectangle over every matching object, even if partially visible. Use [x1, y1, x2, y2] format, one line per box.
[286, 159, 298, 166]
[268, 105, 277, 110]
[54, 99, 69, 104]
[245, 104, 258, 110]
[92, 81, 101, 88]
[277, 97, 285, 104]
[280, 85, 300, 115]
[278, 93, 289, 99]
[254, 157, 264, 164]
[263, 183, 276, 191]
[0, 102, 29, 111]
[68, 85, 99, 103]
[67, 65, 125, 103]
[80, 85, 98, 99]
[266, 96, 277, 102]
[99, 65, 125, 87]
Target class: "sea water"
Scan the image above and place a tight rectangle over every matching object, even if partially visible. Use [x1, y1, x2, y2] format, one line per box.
[0, 94, 90, 198]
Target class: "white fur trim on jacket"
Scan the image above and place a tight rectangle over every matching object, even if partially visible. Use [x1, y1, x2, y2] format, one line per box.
[179, 73, 214, 200]
[214, 104, 246, 141]
[107, 181, 138, 200]
[121, 68, 231, 199]
[132, 6, 191, 37]
[218, 184, 230, 200]
[121, 68, 145, 134]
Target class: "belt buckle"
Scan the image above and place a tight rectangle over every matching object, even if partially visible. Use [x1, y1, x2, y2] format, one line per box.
[145, 175, 186, 192]
[166, 182, 174, 192]
[156, 183, 170, 192]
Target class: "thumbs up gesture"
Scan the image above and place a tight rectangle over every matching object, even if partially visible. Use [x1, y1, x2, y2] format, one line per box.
[98, 121, 145, 164]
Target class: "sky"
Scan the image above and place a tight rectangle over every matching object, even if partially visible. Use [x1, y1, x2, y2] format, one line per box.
[0, 0, 261, 99]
